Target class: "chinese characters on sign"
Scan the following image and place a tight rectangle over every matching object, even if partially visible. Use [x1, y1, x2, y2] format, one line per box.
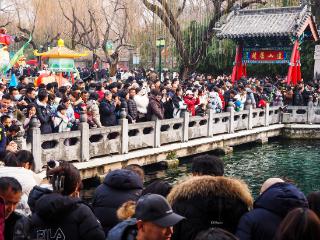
[250, 50, 285, 61]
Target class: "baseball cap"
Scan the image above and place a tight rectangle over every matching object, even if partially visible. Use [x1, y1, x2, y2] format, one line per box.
[135, 194, 184, 227]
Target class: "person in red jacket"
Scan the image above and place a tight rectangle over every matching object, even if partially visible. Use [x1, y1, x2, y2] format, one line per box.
[183, 90, 199, 116]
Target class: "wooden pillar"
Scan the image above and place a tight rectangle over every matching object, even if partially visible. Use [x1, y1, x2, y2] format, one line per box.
[287, 40, 299, 86]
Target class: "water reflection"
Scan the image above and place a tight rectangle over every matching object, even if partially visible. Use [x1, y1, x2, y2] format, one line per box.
[145, 139, 320, 197]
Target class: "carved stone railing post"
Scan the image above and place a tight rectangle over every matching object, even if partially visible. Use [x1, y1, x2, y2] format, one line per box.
[181, 109, 189, 142]
[79, 122, 90, 161]
[31, 116, 42, 172]
[229, 108, 235, 134]
[154, 118, 161, 147]
[265, 103, 270, 126]
[120, 118, 129, 154]
[248, 105, 253, 130]
[207, 109, 214, 137]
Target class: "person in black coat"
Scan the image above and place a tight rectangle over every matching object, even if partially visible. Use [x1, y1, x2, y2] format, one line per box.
[92, 169, 143, 234]
[28, 193, 104, 240]
[167, 176, 253, 240]
[36, 90, 53, 134]
[20, 161, 105, 240]
[100, 90, 119, 126]
[236, 179, 308, 240]
[292, 86, 304, 106]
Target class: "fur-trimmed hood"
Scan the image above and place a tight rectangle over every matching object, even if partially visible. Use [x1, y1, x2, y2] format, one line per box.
[168, 176, 253, 209]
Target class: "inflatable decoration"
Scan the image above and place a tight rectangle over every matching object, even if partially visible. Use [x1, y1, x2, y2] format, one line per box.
[34, 39, 88, 86]
[0, 28, 32, 74]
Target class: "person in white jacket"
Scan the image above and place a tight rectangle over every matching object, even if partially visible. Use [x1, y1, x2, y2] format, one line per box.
[53, 105, 72, 133]
[134, 87, 149, 122]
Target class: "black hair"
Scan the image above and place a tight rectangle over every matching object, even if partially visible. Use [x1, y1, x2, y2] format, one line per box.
[8, 124, 20, 133]
[275, 208, 320, 240]
[195, 228, 238, 240]
[58, 86, 67, 95]
[81, 90, 88, 96]
[192, 154, 224, 176]
[47, 161, 81, 196]
[16, 150, 35, 170]
[46, 83, 54, 91]
[61, 97, 70, 104]
[0, 177, 22, 194]
[96, 83, 102, 91]
[9, 87, 18, 95]
[26, 103, 37, 116]
[26, 87, 35, 95]
[89, 92, 99, 101]
[37, 90, 48, 102]
[38, 83, 46, 89]
[142, 179, 172, 197]
[4, 152, 18, 167]
[0, 115, 10, 124]
[2, 93, 11, 100]
[57, 104, 67, 112]
[18, 75, 26, 82]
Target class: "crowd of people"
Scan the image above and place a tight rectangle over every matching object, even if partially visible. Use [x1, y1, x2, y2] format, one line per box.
[0, 66, 320, 239]
[0, 151, 320, 240]
[0, 66, 320, 152]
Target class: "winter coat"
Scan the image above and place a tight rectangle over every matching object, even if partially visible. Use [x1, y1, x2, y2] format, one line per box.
[53, 112, 71, 132]
[236, 182, 308, 240]
[66, 105, 75, 122]
[107, 218, 138, 240]
[100, 99, 117, 126]
[36, 100, 53, 134]
[134, 94, 149, 115]
[23, 117, 40, 143]
[183, 96, 199, 116]
[293, 90, 304, 106]
[127, 98, 138, 123]
[92, 169, 143, 234]
[172, 95, 187, 118]
[28, 193, 105, 240]
[13, 185, 53, 240]
[6, 212, 23, 240]
[87, 99, 102, 127]
[147, 95, 164, 120]
[167, 176, 253, 240]
[207, 92, 222, 113]
[163, 98, 174, 119]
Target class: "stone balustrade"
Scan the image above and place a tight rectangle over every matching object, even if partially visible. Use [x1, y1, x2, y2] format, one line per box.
[28, 104, 320, 172]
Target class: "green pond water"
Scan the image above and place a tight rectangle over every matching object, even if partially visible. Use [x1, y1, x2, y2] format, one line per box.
[144, 139, 320, 197]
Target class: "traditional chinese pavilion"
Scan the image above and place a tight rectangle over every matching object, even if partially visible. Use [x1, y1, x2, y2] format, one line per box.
[34, 39, 88, 86]
[217, 1, 319, 85]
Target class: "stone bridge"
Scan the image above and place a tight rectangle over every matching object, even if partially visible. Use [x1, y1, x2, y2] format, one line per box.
[27, 105, 320, 179]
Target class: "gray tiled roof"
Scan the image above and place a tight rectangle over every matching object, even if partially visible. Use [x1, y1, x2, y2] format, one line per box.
[217, 5, 312, 39]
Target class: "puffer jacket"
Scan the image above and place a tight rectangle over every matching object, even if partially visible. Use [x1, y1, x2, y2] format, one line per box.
[183, 96, 199, 116]
[236, 182, 308, 240]
[27, 193, 105, 240]
[168, 176, 253, 240]
[100, 99, 117, 126]
[92, 169, 143, 234]
[87, 99, 102, 127]
[147, 95, 164, 120]
[36, 100, 53, 134]
[106, 218, 137, 240]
